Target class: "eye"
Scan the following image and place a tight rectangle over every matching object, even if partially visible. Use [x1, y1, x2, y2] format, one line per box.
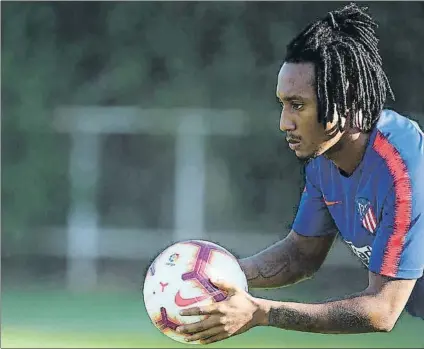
[292, 102, 304, 111]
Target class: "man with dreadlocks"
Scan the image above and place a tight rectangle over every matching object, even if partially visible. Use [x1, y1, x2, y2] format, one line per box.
[177, 3, 423, 342]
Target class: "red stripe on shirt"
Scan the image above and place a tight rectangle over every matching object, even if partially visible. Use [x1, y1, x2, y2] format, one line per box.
[373, 131, 413, 276]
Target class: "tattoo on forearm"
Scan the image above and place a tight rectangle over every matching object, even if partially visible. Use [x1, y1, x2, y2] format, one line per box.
[243, 233, 335, 288]
[256, 257, 290, 279]
[269, 306, 316, 332]
[327, 304, 375, 333]
[249, 241, 314, 284]
[244, 252, 291, 282]
[268, 302, 377, 334]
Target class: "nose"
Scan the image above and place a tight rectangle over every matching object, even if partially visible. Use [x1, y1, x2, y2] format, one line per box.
[280, 110, 296, 132]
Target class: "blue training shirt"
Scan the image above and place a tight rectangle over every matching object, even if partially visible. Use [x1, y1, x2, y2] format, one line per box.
[292, 109, 424, 319]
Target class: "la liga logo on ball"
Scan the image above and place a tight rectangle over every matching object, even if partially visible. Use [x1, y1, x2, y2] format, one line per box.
[166, 253, 180, 266]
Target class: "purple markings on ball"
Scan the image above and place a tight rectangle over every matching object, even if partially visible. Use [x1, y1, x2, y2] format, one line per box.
[157, 307, 179, 331]
[149, 255, 159, 276]
[149, 263, 156, 276]
[181, 241, 227, 302]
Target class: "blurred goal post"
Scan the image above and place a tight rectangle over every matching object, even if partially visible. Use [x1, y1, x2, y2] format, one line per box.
[53, 106, 248, 290]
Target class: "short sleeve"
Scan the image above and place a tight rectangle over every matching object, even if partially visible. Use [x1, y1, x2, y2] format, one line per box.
[369, 175, 424, 279]
[292, 163, 338, 237]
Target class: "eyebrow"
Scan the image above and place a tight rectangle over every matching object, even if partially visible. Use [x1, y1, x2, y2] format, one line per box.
[276, 94, 306, 102]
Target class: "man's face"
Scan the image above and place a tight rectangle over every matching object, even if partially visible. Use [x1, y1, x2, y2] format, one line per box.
[276, 62, 344, 160]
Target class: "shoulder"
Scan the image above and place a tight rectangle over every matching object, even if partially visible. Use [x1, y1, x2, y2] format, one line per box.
[371, 109, 424, 184]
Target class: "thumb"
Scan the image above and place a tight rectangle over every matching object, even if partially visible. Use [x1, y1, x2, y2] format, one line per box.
[210, 277, 240, 294]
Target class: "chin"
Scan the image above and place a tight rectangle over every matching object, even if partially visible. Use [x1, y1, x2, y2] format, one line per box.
[294, 149, 318, 161]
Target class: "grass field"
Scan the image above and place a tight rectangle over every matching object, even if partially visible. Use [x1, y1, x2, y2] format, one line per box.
[1, 288, 423, 348]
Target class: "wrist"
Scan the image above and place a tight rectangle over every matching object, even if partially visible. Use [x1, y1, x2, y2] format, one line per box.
[252, 297, 272, 327]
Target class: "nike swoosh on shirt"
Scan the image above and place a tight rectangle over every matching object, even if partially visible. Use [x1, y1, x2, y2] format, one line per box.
[324, 199, 342, 206]
[174, 291, 209, 307]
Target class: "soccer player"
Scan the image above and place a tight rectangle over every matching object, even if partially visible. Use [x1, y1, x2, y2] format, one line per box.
[177, 3, 424, 343]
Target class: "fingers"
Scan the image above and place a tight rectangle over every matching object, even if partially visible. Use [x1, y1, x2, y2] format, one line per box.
[210, 277, 239, 294]
[184, 325, 225, 342]
[177, 315, 222, 334]
[201, 332, 229, 344]
[180, 304, 220, 316]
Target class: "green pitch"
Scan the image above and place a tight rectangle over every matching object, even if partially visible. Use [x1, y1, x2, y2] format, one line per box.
[1, 289, 422, 348]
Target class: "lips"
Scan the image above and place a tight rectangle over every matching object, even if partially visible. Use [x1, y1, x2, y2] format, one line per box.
[286, 138, 301, 150]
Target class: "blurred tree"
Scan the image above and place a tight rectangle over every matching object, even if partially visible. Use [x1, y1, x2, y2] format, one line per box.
[2, 3, 70, 252]
[2, 2, 423, 253]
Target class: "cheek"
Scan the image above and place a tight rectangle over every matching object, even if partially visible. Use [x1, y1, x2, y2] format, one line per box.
[299, 110, 320, 133]
[304, 122, 326, 144]
[316, 130, 344, 155]
[302, 126, 333, 155]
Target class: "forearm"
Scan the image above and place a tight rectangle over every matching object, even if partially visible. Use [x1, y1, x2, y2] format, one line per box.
[239, 237, 317, 289]
[256, 291, 394, 334]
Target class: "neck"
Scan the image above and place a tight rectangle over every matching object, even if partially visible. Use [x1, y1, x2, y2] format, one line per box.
[324, 131, 371, 175]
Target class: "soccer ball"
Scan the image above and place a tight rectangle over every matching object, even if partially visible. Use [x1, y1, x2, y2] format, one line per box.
[142, 240, 248, 344]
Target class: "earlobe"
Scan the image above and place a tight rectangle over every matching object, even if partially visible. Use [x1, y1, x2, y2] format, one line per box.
[325, 123, 340, 138]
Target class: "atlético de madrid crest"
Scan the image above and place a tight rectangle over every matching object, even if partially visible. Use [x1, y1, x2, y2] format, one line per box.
[356, 197, 378, 235]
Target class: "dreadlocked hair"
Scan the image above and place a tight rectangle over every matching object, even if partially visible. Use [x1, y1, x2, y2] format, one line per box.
[284, 2, 395, 132]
